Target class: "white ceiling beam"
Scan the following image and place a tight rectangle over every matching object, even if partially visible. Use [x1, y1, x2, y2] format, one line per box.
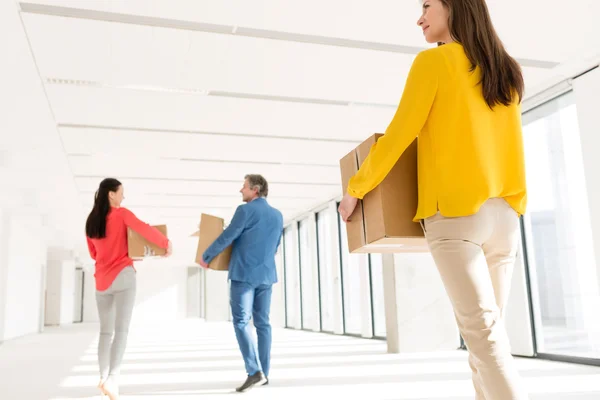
[59, 123, 361, 145]
[19, 2, 558, 69]
[44, 77, 397, 109]
[73, 175, 340, 187]
[48, 86, 394, 143]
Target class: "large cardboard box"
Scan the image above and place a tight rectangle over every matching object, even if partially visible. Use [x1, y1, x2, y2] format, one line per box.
[339, 133, 428, 253]
[193, 213, 232, 271]
[128, 225, 168, 259]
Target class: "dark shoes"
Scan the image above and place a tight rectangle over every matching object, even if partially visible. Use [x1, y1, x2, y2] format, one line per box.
[235, 372, 267, 392]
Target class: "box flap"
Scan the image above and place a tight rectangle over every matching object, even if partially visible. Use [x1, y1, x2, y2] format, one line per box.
[195, 213, 231, 271]
[339, 147, 366, 252]
[379, 138, 424, 238]
[356, 134, 386, 243]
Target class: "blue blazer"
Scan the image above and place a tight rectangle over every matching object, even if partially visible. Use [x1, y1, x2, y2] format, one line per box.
[202, 198, 283, 285]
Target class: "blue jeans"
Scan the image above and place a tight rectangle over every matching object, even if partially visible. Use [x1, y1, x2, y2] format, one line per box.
[230, 280, 273, 377]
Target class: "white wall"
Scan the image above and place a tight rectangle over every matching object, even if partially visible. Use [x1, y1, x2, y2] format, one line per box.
[3, 214, 46, 340]
[1, 0, 85, 251]
[0, 0, 83, 340]
[83, 261, 190, 325]
[82, 265, 99, 323]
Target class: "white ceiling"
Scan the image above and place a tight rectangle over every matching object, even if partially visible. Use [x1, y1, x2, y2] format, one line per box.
[15, 0, 600, 260]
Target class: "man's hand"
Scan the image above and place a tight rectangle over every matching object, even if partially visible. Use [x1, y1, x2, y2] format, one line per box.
[338, 193, 359, 222]
[199, 259, 209, 269]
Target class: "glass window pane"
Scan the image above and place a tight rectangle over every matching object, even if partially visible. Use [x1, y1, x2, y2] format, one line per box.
[299, 218, 318, 330]
[283, 226, 301, 329]
[317, 208, 341, 332]
[338, 211, 367, 335]
[523, 91, 600, 359]
[369, 254, 386, 337]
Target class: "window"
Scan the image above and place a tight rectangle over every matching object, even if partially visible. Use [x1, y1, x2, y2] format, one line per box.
[338, 211, 369, 335]
[369, 254, 386, 338]
[273, 242, 286, 327]
[283, 226, 301, 329]
[317, 208, 342, 333]
[299, 218, 319, 330]
[522, 91, 600, 359]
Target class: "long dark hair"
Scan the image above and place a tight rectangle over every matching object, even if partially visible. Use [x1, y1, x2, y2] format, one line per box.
[440, 0, 524, 108]
[85, 178, 122, 239]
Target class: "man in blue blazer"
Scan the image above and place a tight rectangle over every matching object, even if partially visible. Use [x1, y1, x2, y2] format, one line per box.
[199, 174, 283, 392]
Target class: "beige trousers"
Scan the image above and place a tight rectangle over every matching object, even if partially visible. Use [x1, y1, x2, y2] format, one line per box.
[423, 198, 529, 400]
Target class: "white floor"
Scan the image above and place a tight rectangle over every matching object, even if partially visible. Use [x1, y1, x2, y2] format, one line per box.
[1, 320, 600, 400]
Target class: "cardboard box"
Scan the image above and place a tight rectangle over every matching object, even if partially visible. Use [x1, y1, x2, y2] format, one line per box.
[193, 213, 232, 271]
[340, 133, 428, 253]
[128, 225, 168, 259]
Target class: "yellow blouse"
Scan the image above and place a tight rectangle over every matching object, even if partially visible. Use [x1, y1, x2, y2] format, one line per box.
[347, 42, 527, 221]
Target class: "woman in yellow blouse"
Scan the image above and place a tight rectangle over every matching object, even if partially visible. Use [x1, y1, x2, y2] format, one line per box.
[338, 1, 528, 399]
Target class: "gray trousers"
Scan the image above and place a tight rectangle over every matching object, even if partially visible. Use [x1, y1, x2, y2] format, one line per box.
[95, 266, 137, 381]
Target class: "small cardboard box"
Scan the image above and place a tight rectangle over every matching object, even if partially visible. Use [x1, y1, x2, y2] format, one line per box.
[193, 213, 232, 271]
[128, 225, 168, 259]
[339, 133, 428, 253]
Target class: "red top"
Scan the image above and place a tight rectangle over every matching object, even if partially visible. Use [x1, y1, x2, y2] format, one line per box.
[86, 207, 169, 291]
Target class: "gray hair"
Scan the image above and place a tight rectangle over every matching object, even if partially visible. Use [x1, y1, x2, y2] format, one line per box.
[244, 174, 269, 198]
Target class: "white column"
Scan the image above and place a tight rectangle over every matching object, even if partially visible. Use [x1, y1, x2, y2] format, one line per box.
[59, 260, 76, 325]
[186, 267, 202, 319]
[45, 247, 76, 326]
[72, 267, 84, 323]
[384, 252, 458, 353]
[382, 254, 400, 353]
[204, 269, 230, 322]
[0, 209, 8, 342]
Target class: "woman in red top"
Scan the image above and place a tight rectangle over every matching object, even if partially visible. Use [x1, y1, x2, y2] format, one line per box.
[86, 178, 172, 400]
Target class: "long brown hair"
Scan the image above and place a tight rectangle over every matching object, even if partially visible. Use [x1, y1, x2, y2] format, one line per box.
[440, 0, 524, 108]
[85, 178, 122, 239]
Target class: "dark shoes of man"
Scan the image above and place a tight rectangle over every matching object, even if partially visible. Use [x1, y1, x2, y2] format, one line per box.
[235, 371, 268, 392]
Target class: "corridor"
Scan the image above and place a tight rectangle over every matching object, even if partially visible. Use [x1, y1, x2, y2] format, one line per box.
[1, 320, 599, 400]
